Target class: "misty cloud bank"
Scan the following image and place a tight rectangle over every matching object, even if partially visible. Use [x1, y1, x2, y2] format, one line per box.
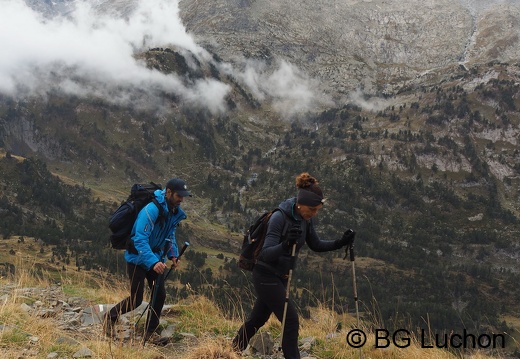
[0, 0, 324, 116]
[0, 0, 228, 113]
[223, 58, 333, 117]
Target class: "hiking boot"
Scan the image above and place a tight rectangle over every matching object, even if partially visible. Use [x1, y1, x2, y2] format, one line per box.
[143, 331, 170, 346]
[102, 314, 116, 338]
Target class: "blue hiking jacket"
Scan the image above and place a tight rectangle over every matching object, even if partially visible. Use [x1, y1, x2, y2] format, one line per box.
[124, 189, 187, 271]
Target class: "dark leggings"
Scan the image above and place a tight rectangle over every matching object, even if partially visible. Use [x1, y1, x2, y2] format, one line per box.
[107, 262, 166, 334]
[233, 269, 300, 359]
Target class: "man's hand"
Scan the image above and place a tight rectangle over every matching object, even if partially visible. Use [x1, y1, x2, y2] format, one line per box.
[153, 261, 167, 274]
[171, 257, 180, 268]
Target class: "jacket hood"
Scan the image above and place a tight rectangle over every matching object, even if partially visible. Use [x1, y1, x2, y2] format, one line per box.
[278, 197, 302, 221]
[155, 189, 166, 204]
[154, 189, 186, 217]
[154, 189, 168, 211]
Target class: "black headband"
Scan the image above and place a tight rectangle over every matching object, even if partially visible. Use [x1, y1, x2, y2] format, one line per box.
[297, 189, 325, 207]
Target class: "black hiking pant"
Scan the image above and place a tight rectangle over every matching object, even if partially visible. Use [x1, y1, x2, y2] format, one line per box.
[233, 268, 300, 359]
[107, 262, 165, 334]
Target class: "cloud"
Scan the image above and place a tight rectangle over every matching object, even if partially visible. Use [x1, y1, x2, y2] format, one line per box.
[0, 0, 326, 117]
[348, 89, 392, 112]
[0, 0, 228, 113]
[226, 58, 333, 118]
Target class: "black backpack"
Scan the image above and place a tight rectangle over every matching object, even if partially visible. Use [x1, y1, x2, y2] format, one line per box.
[108, 182, 166, 250]
[238, 208, 289, 271]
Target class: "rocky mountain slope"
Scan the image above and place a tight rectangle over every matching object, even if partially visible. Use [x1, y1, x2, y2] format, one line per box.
[180, 0, 520, 99]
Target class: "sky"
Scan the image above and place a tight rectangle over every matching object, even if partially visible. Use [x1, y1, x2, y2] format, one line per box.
[0, 0, 323, 116]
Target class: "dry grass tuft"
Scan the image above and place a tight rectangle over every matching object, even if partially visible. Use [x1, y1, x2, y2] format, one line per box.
[172, 295, 237, 337]
[181, 336, 240, 359]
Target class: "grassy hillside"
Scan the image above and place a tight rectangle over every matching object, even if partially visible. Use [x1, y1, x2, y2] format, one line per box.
[0, 237, 515, 359]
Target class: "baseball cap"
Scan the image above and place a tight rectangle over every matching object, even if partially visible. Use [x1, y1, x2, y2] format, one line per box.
[166, 178, 192, 197]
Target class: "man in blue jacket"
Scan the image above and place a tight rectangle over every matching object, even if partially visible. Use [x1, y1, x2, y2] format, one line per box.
[103, 178, 191, 345]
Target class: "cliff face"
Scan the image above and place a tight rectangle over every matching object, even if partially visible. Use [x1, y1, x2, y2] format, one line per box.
[179, 0, 520, 98]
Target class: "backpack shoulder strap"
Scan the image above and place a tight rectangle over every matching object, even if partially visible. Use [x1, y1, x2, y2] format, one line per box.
[271, 208, 290, 242]
[152, 198, 166, 226]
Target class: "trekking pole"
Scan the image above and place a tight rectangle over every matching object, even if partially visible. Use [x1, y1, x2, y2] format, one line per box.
[349, 244, 361, 331]
[278, 242, 297, 353]
[162, 241, 190, 282]
[136, 242, 190, 330]
[346, 240, 364, 359]
[142, 241, 190, 345]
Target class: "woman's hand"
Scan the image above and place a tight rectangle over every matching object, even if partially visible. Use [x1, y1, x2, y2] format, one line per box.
[336, 229, 356, 248]
[283, 226, 302, 250]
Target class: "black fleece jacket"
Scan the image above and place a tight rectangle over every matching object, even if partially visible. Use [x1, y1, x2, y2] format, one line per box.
[257, 197, 340, 276]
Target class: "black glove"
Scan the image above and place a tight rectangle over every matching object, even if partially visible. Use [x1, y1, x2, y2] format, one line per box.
[336, 229, 356, 248]
[283, 226, 302, 250]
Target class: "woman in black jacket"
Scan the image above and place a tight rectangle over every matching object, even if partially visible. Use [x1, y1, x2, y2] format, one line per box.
[233, 172, 356, 359]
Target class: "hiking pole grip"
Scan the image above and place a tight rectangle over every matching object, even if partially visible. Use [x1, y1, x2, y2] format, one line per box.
[177, 241, 190, 260]
[164, 241, 190, 279]
[349, 244, 355, 262]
